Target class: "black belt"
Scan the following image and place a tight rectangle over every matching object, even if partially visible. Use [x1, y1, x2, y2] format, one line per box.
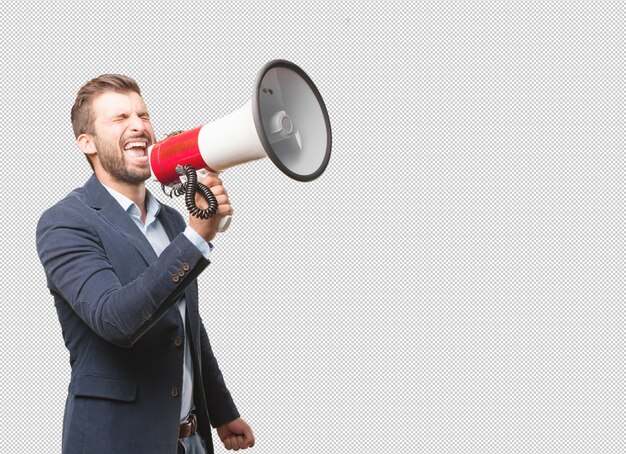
[179, 414, 197, 439]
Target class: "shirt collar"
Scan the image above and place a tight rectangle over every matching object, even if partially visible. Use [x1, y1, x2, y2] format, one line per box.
[102, 184, 161, 224]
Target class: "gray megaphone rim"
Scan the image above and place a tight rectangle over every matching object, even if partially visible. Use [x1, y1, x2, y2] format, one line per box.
[252, 59, 332, 182]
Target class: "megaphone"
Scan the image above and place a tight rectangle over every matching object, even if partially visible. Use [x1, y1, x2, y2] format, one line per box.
[148, 59, 332, 231]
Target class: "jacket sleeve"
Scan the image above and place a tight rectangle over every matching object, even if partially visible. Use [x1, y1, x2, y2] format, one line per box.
[36, 203, 210, 348]
[198, 319, 240, 428]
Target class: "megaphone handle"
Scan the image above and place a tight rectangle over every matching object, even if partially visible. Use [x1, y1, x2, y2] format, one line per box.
[196, 169, 232, 233]
[217, 215, 232, 232]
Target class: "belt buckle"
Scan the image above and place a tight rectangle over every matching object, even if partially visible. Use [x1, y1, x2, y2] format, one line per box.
[179, 413, 197, 439]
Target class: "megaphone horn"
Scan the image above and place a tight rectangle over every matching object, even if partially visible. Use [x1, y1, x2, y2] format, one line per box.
[148, 59, 332, 230]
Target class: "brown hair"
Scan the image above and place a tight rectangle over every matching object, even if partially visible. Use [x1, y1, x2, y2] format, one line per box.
[71, 74, 142, 169]
[71, 74, 142, 137]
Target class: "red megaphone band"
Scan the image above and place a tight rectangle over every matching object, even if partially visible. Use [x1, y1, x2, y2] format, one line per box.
[150, 126, 216, 185]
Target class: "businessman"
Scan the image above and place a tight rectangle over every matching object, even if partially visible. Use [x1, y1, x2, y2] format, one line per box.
[36, 74, 254, 453]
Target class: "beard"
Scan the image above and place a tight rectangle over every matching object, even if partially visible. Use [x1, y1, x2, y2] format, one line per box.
[93, 134, 152, 185]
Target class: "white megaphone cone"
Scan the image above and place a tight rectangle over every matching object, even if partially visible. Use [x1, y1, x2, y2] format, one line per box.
[147, 59, 331, 232]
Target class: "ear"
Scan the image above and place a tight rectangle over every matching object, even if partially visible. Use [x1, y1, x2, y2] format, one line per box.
[77, 133, 97, 158]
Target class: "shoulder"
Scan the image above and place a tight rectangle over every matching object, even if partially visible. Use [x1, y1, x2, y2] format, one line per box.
[36, 185, 102, 252]
[36, 186, 105, 266]
[38, 187, 92, 228]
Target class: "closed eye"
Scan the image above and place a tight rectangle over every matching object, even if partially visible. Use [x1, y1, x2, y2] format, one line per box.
[111, 112, 150, 122]
[112, 113, 129, 122]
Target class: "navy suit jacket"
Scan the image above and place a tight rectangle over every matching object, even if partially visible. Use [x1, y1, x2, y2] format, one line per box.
[36, 174, 239, 454]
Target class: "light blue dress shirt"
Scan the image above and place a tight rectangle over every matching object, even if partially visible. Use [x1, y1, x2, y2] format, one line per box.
[103, 185, 212, 422]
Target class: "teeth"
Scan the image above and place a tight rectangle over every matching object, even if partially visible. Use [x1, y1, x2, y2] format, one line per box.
[124, 141, 147, 150]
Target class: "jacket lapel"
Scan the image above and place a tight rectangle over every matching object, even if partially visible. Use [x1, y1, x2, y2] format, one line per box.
[83, 174, 158, 264]
[157, 206, 182, 243]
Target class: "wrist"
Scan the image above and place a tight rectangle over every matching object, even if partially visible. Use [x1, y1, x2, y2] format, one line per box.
[183, 226, 214, 259]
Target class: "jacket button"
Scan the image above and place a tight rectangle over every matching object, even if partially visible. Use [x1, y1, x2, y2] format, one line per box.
[182, 263, 190, 271]
[172, 274, 180, 283]
[170, 386, 180, 398]
[174, 336, 184, 348]
[177, 269, 185, 277]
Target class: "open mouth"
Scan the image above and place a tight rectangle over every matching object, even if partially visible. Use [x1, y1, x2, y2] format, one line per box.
[123, 139, 149, 163]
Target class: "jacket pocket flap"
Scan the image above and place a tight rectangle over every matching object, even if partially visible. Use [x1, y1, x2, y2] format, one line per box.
[72, 375, 137, 402]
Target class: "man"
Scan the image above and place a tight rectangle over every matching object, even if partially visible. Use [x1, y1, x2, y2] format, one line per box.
[36, 74, 255, 453]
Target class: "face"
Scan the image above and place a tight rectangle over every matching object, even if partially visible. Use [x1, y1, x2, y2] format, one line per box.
[88, 91, 155, 185]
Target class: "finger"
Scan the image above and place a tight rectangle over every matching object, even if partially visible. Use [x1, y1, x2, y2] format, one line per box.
[217, 204, 233, 216]
[194, 191, 227, 211]
[223, 436, 232, 450]
[207, 184, 225, 195]
[207, 186, 229, 202]
[215, 194, 229, 205]
[243, 426, 255, 448]
[236, 435, 246, 449]
[197, 174, 222, 187]
[217, 427, 230, 442]
[230, 436, 240, 451]
[198, 178, 222, 192]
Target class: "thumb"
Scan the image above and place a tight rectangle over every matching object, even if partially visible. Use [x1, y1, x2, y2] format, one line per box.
[242, 425, 255, 447]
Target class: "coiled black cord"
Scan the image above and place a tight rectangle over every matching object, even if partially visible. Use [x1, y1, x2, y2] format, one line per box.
[170, 164, 218, 219]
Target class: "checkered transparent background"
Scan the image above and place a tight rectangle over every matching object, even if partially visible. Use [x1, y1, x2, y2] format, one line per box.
[1, 1, 623, 453]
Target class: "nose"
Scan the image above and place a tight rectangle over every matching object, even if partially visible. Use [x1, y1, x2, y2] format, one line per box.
[129, 113, 146, 133]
